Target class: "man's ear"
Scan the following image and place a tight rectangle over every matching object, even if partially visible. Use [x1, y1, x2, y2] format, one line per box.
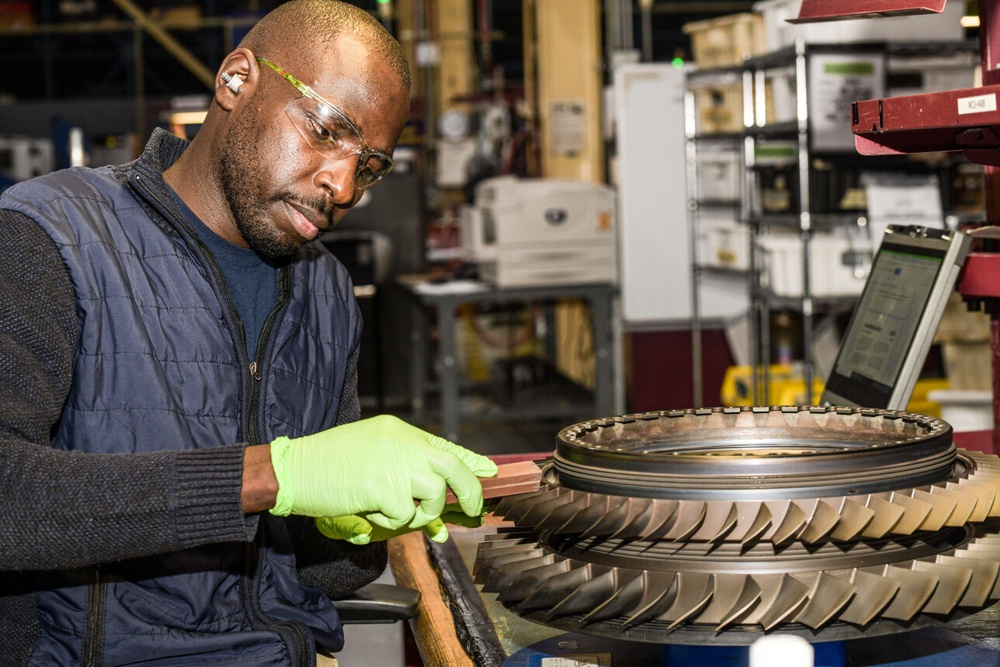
[215, 48, 258, 110]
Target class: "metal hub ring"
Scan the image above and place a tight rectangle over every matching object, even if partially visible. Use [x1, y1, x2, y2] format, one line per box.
[554, 406, 955, 499]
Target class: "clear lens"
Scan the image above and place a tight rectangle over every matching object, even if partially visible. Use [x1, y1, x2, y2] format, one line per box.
[285, 96, 394, 189]
[287, 96, 362, 158]
[356, 152, 393, 188]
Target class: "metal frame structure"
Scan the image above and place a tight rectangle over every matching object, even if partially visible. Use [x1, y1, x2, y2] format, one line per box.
[687, 41, 882, 407]
[829, 0, 1000, 449]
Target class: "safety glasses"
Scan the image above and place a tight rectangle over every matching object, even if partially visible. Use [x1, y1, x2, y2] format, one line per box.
[256, 56, 394, 189]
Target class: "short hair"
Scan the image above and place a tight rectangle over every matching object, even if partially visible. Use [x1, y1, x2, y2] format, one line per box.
[239, 0, 411, 91]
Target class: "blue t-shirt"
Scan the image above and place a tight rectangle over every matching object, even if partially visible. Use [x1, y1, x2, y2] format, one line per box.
[169, 190, 279, 358]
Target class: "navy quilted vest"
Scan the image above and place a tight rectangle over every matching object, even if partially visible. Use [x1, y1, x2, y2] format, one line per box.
[0, 135, 361, 665]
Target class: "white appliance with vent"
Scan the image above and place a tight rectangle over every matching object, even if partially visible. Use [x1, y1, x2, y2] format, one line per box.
[460, 175, 617, 288]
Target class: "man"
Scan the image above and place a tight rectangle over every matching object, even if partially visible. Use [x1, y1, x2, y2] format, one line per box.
[0, 1, 496, 664]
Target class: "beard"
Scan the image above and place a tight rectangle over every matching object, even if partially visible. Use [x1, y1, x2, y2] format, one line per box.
[217, 110, 303, 262]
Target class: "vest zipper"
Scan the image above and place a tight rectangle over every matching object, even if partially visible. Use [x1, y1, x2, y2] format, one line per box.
[83, 567, 106, 666]
[241, 526, 313, 666]
[245, 271, 289, 445]
[134, 173, 310, 664]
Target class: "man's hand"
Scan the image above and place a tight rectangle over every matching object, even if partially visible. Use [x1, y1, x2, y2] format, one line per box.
[267, 416, 498, 530]
[315, 506, 486, 545]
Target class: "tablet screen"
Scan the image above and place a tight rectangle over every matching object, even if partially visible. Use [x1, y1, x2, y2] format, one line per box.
[822, 227, 969, 409]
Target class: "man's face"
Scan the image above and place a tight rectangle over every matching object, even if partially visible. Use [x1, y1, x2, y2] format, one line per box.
[218, 39, 409, 261]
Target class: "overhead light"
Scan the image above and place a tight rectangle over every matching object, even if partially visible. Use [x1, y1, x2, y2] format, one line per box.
[961, 14, 980, 28]
[169, 110, 207, 126]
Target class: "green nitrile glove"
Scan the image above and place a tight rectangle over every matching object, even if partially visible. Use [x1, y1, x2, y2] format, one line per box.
[268, 415, 497, 531]
[315, 506, 487, 545]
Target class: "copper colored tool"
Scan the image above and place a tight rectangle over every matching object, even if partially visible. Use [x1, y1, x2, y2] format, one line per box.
[445, 460, 543, 506]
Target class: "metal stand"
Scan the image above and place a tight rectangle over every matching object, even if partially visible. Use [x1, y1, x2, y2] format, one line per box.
[848, 0, 1000, 451]
[400, 280, 619, 443]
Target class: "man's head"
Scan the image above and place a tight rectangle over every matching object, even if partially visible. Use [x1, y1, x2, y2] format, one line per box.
[186, 0, 411, 261]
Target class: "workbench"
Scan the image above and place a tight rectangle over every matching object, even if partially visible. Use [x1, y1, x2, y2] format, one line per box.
[398, 279, 619, 442]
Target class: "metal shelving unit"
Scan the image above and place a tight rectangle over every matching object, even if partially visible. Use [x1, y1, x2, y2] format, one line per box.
[684, 65, 754, 406]
[687, 37, 981, 406]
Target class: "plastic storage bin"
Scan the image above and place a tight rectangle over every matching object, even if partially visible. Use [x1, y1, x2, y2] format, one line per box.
[758, 233, 871, 298]
[700, 212, 750, 271]
[928, 389, 993, 432]
[696, 146, 742, 201]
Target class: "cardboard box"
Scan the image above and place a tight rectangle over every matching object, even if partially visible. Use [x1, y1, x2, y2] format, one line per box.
[934, 292, 990, 343]
[693, 83, 745, 134]
[684, 13, 767, 69]
[942, 340, 993, 391]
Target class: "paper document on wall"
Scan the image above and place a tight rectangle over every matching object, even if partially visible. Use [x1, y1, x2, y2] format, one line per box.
[863, 173, 942, 249]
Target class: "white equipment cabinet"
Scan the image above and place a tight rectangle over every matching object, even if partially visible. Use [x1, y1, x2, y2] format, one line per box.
[612, 62, 748, 327]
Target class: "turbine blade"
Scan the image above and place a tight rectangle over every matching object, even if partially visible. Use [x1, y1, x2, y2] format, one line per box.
[873, 565, 939, 621]
[798, 499, 840, 544]
[886, 492, 932, 535]
[860, 495, 905, 539]
[953, 480, 995, 523]
[828, 497, 875, 542]
[496, 490, 550, 521]
[836, 569, 899, 626]
[931, 483, 977, 526]
[498, 558, 572, 603]
[659, 573, 715, 628]
[911, 560, 973, 615]
[621, 572, 678, 629]
[695, 573, 761, 630]
[953, 546, 1000, 600]
[519, 489, 578, 526]
[662, 500, 707, 541]
[936, 554, 999, 607]
[743, 573, 811, 630]
[764, 500, 806, 545]
[734, 501, 773, 546]
[533, 490, 589, 532]
[637, 499, 681, 541]
[544, 565, 621, 619]
[689, 502, 737, 542]
[580, 568, 646, 625]
[553, 495, 612, 535]
[793, 571, 855, 630]
[475, 546, 545, 587]
[912, 488, 956, 531]
[608, 498, 656, 540]
[587, 497, 637, 537]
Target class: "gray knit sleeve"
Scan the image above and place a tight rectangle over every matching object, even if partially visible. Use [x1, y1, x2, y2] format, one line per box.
[0, 209, 257, 571]
[335, 342, 362, 424]
[292, 340, 389, 597]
